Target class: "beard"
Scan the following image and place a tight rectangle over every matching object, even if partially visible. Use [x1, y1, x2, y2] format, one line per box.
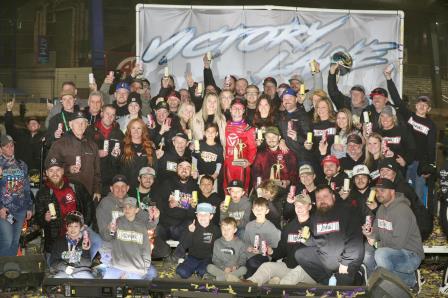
[316, 203, 334, 215]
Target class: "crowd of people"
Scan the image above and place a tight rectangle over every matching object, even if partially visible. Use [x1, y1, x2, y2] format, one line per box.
[0, 53, 440, 292]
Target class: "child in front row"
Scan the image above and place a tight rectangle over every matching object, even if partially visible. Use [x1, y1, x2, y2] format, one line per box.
[49, 212, 94, 278]
[104, 197, 158, 280]
[176, 203, 221, 279]
[207, 217, 247, 282]
[243, 197, 281, 278]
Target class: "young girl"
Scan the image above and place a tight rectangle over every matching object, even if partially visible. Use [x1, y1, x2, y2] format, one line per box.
[192, 123, 223, 191]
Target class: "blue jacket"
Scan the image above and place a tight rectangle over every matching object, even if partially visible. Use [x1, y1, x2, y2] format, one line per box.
[0, 155, 32, 214]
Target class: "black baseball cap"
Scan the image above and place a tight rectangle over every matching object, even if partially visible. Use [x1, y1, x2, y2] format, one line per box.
[70, 111, 87, 121]
[227, 180, 243, 189]
[369, 87, 388, 99]
[376, 178, 395, 190]
[263, 77, 277, 86]
[346, 134, 363, 145]
[45, 157, 64, 169]
[111, 174, 128, 185]
[172, 132, 188, 141]
[378, 157, 399, 173]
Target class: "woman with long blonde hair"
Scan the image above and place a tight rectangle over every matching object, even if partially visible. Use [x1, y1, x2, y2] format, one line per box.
[191, 92, 227, 148]
[120, 118, 156, 190]
[364, 132, 384, 181]
[177, 101, 196, 137]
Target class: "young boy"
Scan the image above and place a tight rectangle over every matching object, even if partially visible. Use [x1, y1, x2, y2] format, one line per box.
[49, 212, 94, 278]
[104, 197, 158, 280]
[220, 180, 252, 236]
[176, 203, 221, 279]
[198, 175, 222, 226]
[207, 217, 247, 282]
[243, 197, 281, 278]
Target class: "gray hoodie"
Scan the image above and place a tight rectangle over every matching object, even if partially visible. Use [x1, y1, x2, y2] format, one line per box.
[220, 196, 252, 229]
[212, 237, 247, 270]
[372, 192, 424, 260]
[96, 192, 158, 241]
[111, 216, 151, 275]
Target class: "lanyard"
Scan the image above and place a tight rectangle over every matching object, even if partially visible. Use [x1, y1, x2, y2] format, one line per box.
[136, 188, 140, 207]
[61, 112, 70, 131]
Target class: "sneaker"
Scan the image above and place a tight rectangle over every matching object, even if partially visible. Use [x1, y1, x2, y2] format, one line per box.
[440, 284, 448, 296]
[178, 258, 184, 264]
[360, 264, 368, 286]
[410, 269, 423, 294]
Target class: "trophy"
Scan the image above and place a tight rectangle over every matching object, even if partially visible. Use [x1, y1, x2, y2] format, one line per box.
[232, 139, 247, 166]
[270, 158, 284, 182]
[330, 51, 353, 76]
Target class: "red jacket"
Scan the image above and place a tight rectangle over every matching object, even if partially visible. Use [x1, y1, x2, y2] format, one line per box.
[252, 148, 298, 185]
[224, 121, 257, 192]
[225, 121, 257, 163]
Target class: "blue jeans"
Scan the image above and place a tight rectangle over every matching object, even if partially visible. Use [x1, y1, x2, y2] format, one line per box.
[176, 255, 210, 278]
[406, 161, 427, 206]
[374, 247, 422, 287]
[103, 265, 157, 280]
[0, 210, 26, 256]
[82, 226, 102, 261]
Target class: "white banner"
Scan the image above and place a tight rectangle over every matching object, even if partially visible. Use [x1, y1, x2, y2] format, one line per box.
[136, 5, 404, 96]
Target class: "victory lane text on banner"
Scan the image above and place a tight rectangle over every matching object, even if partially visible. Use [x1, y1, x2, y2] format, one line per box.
[136, 5, 404, 96]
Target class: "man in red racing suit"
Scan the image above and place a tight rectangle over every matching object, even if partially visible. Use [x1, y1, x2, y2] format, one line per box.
[224, 98, 257, 193]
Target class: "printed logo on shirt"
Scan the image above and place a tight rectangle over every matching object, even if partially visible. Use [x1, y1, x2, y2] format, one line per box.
[116, 229, 144, 244]
[221, 248, 235, 255]
[65, 193, 75, 204]
[172, 191, 193, 209]
[316, 221, 340, 235]
[201, 151, 218, 162]
[377, 219, 393, 231]
[203, 232, 213, 244]
[227, 133, 239, 148]
[229, 210, 245, 221]
[287, 233, 301, 243]
[166, 161, 177, 172]
[408, 117, 430, 135]
[382, 136, 401, 144]
[313, 127, 336, 137]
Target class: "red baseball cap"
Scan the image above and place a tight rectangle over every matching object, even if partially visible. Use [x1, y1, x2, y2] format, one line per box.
[321, 155, 340, 166]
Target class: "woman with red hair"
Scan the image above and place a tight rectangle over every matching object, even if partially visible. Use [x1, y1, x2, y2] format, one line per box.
[119, 118, 156, 190]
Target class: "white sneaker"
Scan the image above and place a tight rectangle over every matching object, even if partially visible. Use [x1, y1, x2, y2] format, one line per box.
[440, 284, 448, 296]
[360, 264, 368, 286]
[177, 258, 184, 264]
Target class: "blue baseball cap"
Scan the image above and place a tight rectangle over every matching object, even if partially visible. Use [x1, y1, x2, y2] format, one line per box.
[196, 203, 216, 214]
[115, 81, 130, 92]
[281, 87, 297, 99]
